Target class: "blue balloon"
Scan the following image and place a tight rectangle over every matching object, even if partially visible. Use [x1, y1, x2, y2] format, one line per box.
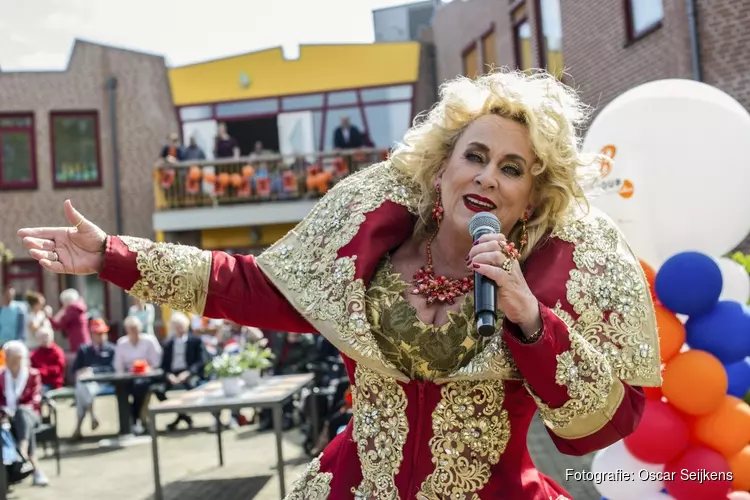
[726, 358, 750, 398]
[685, 301, 750, 364]
[655, 252, 722, 316]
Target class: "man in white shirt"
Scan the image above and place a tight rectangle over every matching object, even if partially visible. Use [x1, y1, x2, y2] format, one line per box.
[113, 316, 162, 434]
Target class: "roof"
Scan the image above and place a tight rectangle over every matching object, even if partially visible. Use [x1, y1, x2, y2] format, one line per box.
[168, 42, 421, 107]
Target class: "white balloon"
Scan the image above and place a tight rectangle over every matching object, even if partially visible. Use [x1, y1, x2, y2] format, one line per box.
[715, 257, 750, 304]
[583, 79, 750, 268]
[591, 441, 665, 500]
[639, 493, 675, 500]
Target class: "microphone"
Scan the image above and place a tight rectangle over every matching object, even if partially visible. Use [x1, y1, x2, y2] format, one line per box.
[469, 212, 501, 337]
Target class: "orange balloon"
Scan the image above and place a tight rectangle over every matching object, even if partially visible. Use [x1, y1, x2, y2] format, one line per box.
[654, 305, 686, 364]
[644, 386, 663, 401]
[728, 445, 750, 492]
[662, 350, 728, 416]
[640, 259, 657, 299]
[693, 396, 750, 459]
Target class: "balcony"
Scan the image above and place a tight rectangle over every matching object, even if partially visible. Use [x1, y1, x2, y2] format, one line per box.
[152, 148, 389, 232]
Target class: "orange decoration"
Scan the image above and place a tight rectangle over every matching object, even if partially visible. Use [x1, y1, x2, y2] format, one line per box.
[203, 172, 216, 184]
[230, 173, 243, 188]
[728, 445, 750, 492]
[662, 350, 728, 416]
[282, 170, 298, 193]
[132, 359, 148, 374]
[619, 179, 634, 198]
[242, 165, 255, 178]
[218, 172, 230, 186]
[693, 396, 750, 459]
[255, 177, 271, 197]
[654, 305, 686, 364]
[639, 259, 657, 301]
[188, 165, 202, 181]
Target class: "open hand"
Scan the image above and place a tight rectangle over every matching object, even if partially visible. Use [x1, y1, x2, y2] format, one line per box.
[17, 200, 107, 275]
[467, 233, 542, 335]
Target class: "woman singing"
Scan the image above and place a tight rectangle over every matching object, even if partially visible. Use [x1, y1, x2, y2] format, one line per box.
[18, 70, 660, 499]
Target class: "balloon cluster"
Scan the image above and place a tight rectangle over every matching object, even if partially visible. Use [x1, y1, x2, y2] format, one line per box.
[594, 252, 750, 500]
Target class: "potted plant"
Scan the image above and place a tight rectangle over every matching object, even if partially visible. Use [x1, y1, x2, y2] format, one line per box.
[205, 353, 246, 397]
[239, 342, 274, 388]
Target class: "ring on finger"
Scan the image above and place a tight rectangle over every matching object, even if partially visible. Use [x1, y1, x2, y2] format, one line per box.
[501, 242, 520, 260]
[52, 251, 59, 262]
[501, 259, 513, 273]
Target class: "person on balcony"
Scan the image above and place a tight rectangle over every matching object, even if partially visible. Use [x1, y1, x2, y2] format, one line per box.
[333, 116, 364, 150]
[29, 326, 65, 392]
[153, 312, 207, 431]
[183, 136, 206, 161]
[214, 122, 240, 159]
[158, 133, 184, 163]
[71, 318, 115, 440]
[18, 69, 660, 500]
[46, 288, 90, 354]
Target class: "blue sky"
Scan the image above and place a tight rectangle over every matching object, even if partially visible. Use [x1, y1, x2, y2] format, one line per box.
[0, 0, 428, 70]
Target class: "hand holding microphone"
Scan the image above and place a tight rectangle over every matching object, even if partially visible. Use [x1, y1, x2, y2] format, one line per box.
[467, 212, 542, 338]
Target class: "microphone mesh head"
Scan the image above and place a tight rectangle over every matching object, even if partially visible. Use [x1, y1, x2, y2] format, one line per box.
[468, 212, 501, 237]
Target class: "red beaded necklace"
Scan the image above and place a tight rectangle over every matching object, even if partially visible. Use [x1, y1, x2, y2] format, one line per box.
[411, 231, 473, 305]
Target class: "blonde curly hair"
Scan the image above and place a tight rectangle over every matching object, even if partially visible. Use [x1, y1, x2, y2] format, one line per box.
[390, 68, 601, 260]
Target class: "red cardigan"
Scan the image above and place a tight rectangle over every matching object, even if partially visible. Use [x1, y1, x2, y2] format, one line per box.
[0, 368, 42, 416]
[30, 344, 66, 389]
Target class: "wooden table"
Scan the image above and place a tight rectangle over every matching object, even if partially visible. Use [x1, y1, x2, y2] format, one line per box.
[148, 373, 315, 500]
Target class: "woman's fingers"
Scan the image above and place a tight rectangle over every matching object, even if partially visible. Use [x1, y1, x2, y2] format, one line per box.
[469, 251, 507, 268]
[21, 236, 55, 251]
[17, 227, 65, 240]
[39, 259, 65, 274]
[29, 249, 58, 262]
[64, 199, 86, 229]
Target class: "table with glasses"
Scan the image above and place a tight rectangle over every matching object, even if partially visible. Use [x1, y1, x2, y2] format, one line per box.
[148, 373, 315, 500]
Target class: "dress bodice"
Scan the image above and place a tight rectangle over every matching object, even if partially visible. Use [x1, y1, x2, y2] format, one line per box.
[365, 256, 496, 380]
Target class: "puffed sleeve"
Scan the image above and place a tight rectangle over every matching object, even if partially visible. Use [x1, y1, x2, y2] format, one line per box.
[98, 235, 314, 333]
[503, 210, 661, 456]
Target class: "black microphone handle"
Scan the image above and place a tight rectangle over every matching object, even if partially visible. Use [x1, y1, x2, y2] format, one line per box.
[475, 271, 496, 337]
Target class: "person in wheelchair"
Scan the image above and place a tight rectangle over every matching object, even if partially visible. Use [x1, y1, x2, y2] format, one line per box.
[152, 312, 208, 431]
[0, 341, 47, 486]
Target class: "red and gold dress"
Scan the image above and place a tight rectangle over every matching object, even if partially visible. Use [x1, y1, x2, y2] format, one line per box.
[99, 163, 661, 499]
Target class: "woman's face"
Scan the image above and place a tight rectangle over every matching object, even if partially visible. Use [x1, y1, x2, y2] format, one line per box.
[437, 114, 535, 239]
[6, 353, 21, 374]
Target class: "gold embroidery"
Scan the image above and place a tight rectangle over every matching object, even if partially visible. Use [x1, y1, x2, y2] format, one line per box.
[365, 257, 495, 380]
[285, 454, 332, 499]
[418, 380, 511, 499]
[256, 163, 420, 379]
[351, 365, 408, 500]
[531, 209, 660, 435]
[119, 236, 212, 314]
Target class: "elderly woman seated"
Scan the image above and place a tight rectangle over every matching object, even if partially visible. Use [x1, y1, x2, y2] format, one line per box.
[113, 316, 162, 435]
[0, 341, 48, 486]
[71, 318, 116, 440]
[29, 325, 66, 392]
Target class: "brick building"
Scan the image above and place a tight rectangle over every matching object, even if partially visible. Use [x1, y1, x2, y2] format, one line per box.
[0, 40, 178, 328]
[432, 0, 750, 115]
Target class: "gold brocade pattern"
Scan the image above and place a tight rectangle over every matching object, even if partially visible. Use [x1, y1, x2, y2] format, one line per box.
[351, 365, 408, 500]
[119, 236, 212, 314]
[418, 380, 511, 500]
[284, 454, 332, 499]
[257, 163, 420, 376]
[365, 257, 494, 380]
[531, 211, 660, 431]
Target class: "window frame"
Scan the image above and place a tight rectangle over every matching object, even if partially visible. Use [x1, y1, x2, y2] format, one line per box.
[479, 24, 497, 72]
[461, 41, 480, 78]
[0, 113, 37, 191]
[624, 0, 663, 44]
[2, 258, 44, 297]
[511, 2, 533, 71]
[535, 0, 565, 78]
[49, 110, 103, 189]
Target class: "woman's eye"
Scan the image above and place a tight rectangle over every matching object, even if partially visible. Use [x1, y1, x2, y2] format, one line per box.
[502, 164, 521, 176]
[465, 152, 484, 163]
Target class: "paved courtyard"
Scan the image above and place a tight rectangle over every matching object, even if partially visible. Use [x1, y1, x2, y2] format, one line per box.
[9, 393, 599, 500]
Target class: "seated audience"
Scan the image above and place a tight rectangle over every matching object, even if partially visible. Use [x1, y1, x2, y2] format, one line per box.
[0, 341, 47, 486]
[114, 316, 162, 435]
[29, 326, 65, 392]
[71, 318, 115, 440]
[153, 312, 207, 431]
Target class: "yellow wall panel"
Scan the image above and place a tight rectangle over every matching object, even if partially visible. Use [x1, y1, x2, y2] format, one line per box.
[201, 223, 297, 250]
[169, 43, 421, 106]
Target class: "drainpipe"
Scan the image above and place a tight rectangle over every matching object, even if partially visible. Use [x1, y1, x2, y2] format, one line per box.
[685, 0, 702, 81]
[105, 76, 128, 326]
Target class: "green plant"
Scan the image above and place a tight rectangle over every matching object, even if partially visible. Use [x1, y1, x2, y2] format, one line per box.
[730, 251, 750, 274]
[240, 342, 275, 370]
[0, 242, 13, 265]
[205, 353, 245, 379]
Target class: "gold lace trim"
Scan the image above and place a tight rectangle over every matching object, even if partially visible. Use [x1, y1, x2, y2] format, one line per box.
[351, 364, 408, 500]
[256, 163, 420, 380]
[285, 454, 332, 499]
[119, 236, 212, 314]
[417, 380, 510, 499]
[365, 257, 495, 381]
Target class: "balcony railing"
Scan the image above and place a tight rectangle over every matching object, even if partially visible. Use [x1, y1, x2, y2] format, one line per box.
[153, 148, 389, 211]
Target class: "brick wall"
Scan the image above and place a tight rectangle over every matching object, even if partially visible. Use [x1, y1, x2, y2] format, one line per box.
[0, 40, 178, 319]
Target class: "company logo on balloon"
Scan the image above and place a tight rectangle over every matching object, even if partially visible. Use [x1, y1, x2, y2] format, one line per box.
[619, 179, 634, 198]
[595, 144, 634, 199]
[599, 145, 616, 178]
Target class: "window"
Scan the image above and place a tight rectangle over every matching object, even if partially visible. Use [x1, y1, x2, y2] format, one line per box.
[462, 43, 479, 78]
[50, 111, 101, 187]
[215, 98, 279, 119]
[2, 259, 43, 298]
[537, 0, 564, 78]
[360, 85, 413, 103]
[179, 105, 213, 122]
[512, 4, 534, 71]
[323, 107, 365, 150]
[481, 28, 498, 71]
[0, 114, 36, 190]
[363, 102, 412, 149]
[282, 93, 325, 111]
[625, 0, 664, 41]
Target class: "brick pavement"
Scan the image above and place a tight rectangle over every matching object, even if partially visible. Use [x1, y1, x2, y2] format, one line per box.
[10, 393, 599, 500]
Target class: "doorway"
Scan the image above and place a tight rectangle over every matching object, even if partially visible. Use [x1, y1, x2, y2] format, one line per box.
[226, 116, 279, 155]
